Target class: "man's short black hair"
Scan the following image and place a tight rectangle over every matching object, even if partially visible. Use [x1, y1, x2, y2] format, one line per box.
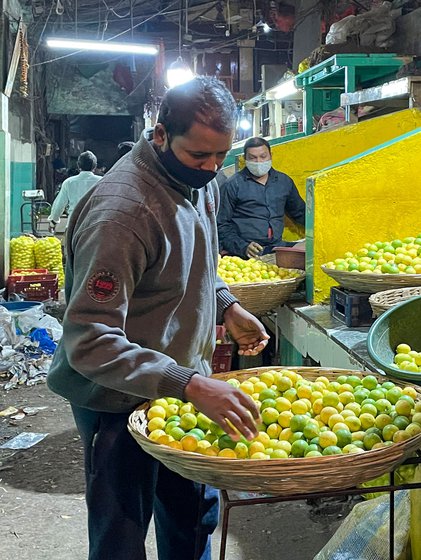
[117, 141, 135, 158]
[157, 76, 236, 137]
[78, 151, 97, 171]
[243, 137, 271, 157]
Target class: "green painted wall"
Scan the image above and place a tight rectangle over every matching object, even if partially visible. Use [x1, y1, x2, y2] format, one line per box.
[10, 161, 36, 236]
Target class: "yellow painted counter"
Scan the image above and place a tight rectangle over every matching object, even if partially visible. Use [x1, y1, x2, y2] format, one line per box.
[270, 109, 421, 240]
[307, 127, 421, 303]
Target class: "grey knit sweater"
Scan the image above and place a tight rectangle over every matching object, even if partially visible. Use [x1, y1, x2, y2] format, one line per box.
[47, 131, 237, 413]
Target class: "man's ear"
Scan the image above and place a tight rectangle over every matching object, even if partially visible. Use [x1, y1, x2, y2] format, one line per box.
[153, 123, 167, 148]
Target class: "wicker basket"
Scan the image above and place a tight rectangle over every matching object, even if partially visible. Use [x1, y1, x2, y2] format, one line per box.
[321, 266, 421, 294]
[369, 287, 421, 317]
[128, 367, 421, 495]
[228, 270, 305, 316]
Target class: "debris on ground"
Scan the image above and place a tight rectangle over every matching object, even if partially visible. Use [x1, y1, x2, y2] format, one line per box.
[0, 304, 62, 390]
[0, 431, 49, 449]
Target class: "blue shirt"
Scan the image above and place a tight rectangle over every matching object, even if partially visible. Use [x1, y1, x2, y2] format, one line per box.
[217, 167, 305, 258]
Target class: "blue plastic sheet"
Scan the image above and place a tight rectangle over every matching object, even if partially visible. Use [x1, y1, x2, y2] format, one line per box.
[29, 328, 57, 355]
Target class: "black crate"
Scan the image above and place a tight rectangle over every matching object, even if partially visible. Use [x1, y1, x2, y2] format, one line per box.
[330, 286, 374, 328]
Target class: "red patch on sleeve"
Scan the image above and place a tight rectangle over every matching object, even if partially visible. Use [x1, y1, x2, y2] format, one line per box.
[87, 271, 120, 303]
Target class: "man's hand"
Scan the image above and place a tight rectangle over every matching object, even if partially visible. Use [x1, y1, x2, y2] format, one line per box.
[184, 374, 260, 440]
[224, 302, 270, 356]
[246, 241, 263, 259]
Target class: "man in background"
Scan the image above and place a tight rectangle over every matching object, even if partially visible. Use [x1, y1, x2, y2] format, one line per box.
[217, 137, 305, 259]
[48, 150, 101, 230]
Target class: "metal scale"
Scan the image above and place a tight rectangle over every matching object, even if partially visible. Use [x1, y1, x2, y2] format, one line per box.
[20, 189, 52, 237]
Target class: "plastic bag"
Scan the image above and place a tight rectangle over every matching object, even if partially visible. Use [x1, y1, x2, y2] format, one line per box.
[36, 314, 63, 341]
[0, 307, 18, 346]
[325, 15, 355, 44]
[409, 465, 421, 560]
[29, 328, 57, 355]
[314, 491, 410, 560]
[15, 305, 44, 335]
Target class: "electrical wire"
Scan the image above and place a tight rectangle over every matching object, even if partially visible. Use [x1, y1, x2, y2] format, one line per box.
[101, 0, 132, 19]
[32, 1, 56, 58]
[30, 0, 180, 67]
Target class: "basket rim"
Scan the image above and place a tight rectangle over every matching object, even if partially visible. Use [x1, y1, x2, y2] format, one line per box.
[321, 265, 421, 281]
[229, 270, 305, 288]
[369, 286, 421, 303]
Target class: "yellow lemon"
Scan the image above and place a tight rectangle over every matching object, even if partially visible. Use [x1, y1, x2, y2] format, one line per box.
[218, 448, 237, 458]
[248, 441, 266, 455]
[147, 405, 167, 420]
[147, 417, 166, 432]
[181, 435, 198, 452]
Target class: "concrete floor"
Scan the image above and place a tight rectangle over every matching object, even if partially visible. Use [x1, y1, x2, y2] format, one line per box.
[0, 382, 356, 560]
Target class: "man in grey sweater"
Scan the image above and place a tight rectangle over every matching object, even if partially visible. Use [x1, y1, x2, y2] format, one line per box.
[47, 77, 269, 560]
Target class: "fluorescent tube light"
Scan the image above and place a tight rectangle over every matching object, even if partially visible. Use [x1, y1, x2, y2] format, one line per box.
[46, 38, 158, 55]
[273, 79, 299, 100]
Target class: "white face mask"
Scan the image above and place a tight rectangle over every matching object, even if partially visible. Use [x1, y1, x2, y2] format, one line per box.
[245, 159, 272, 177]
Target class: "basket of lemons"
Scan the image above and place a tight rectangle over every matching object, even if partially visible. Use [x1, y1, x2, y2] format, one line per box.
[218, 256, 305, 316]
[322, 235, 421, 294]
[128, 367, 421, 495]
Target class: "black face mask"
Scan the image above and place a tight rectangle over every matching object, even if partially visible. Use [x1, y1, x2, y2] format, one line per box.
[159, 146, 217, 189]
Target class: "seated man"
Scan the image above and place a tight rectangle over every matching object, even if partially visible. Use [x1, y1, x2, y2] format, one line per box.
[217, 137, 305, 259]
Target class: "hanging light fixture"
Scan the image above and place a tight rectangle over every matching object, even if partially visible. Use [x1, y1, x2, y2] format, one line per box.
[167, 56, 194, 88]
[166, 0, 195, 88]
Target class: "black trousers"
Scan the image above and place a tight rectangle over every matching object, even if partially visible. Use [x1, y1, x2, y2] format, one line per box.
[72, 404, 220, 560]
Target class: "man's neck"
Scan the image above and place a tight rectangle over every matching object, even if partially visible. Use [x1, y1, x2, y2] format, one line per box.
[253, 173, 269, 185]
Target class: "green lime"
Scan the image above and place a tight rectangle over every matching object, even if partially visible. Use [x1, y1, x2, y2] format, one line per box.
[165, 420, 180, 434]
[259, 389, 278, 401]
[393, 415, 410, 430]
[362, 375, 378, 391]
[218, 434, 237, 450]
[290, 439, 309, 457]
[188, 428, 205, 440]
[209, 421, 225, 436]
[260, 399, 278, 411]
[166, 415, 181, 423]
[179, 413, 197, 431]
[347, 375, 362, 388]
[196, 413, 211, 431]
[335, 429, 352, 448]
[169, 427, 185, 441]
[290, 414, 309, 432]
[322, 446, 342, 455]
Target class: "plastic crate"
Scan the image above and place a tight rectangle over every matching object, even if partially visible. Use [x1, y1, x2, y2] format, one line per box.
[212, 326, 234, 373]
[330, 286, 374, 327]
[11, 268, 48, 275]
[274, 246, 305, 269]
[7, 272, 59, 301]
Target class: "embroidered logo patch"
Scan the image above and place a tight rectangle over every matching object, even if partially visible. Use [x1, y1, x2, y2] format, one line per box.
[87, 271, 120, 303]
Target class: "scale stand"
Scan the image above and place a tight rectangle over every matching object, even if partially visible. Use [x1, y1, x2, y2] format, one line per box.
[20, 189, 52, 237]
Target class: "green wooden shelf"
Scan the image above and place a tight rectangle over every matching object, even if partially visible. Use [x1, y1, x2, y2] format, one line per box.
[295, 53, 410, 135]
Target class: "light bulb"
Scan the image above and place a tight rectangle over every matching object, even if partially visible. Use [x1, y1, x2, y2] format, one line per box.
[166, 57, 195, 88]
[239, 118, 251, 131]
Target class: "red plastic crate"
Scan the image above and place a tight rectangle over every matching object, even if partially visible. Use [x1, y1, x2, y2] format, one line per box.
[7, 273, 59, 301]
[11, 268, 48, 275]
[212, 326, 234, 373]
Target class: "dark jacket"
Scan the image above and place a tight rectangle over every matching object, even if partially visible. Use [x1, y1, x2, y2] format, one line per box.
[217, 167, 305, 258]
